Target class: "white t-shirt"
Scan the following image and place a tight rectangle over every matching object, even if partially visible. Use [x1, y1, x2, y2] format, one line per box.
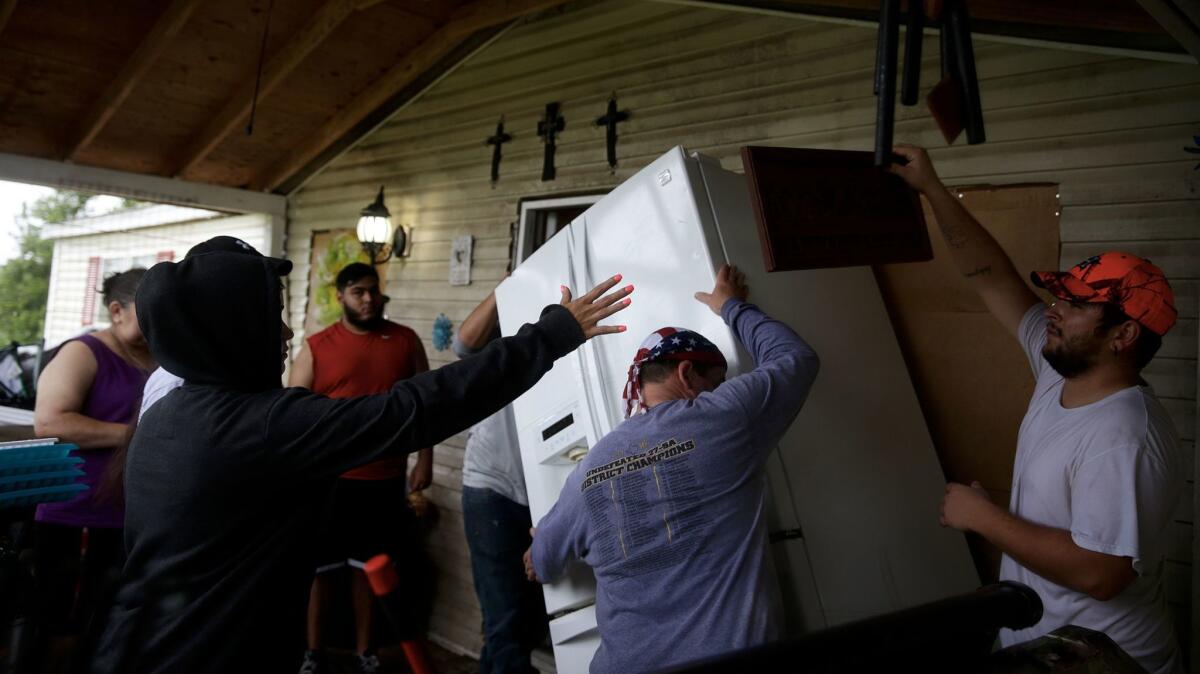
[138, 367, 184, 421]
[999, 305, 1183, 674]
[452, 337, 528, 506]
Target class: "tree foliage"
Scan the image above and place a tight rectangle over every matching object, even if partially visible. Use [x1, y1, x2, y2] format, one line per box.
[0, 190, 94, 344]
[27, 191, 92, 225]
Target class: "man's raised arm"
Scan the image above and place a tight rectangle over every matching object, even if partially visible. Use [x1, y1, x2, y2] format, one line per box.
[264, 277, 633, 479]
[889, 144, 1041, 338]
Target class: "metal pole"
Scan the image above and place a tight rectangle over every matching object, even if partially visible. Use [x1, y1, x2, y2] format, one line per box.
[874, 0, 902, 166]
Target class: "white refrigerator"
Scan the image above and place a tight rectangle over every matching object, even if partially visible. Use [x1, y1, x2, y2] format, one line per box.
[495, 146, 978, 673]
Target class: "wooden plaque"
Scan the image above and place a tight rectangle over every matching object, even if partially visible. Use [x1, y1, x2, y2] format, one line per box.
[741, 146, 932, 271]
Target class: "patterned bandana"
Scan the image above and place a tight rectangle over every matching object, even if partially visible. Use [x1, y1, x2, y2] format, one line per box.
[622, 327, 728, 418]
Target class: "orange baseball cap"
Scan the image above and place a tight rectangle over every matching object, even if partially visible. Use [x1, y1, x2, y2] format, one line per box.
[1031, 252, 1177, 336]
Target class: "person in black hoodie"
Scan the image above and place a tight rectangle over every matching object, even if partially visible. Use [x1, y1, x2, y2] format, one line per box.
[90, 240, 632, 673]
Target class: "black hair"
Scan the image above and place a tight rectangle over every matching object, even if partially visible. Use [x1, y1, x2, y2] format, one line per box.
[1096, 302, 1161, 371]
[640, 358, 720, 385]
[335, 262, 378, 291]
[100, 268, 147, 307]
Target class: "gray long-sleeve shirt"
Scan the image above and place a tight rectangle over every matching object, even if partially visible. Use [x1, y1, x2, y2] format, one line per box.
[531, 299, 819, 673]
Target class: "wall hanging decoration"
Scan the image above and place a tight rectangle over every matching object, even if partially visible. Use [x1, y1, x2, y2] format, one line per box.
[432, 314, 453, 352]
[537, 102, 565, 181]
[449, 235, 473, 286]
[925, 0, 986, 147]
[485, 117, 512, 187]
[304, 230, 385, 336]
[900, 0, 924, 106]
[594, 93, 630, 173]
[873, 0, 900, 166]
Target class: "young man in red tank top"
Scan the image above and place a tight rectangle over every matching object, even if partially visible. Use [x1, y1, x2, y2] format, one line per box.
[288, 263, 432, 674]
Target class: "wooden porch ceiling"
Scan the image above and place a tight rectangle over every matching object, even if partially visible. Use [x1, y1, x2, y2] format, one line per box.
[700, 0, 1189, 52]
[0, 0, 1189, 196]
[0, 0, 571, 194]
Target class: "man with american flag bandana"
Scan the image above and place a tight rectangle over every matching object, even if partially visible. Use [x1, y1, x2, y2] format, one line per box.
[523, 264, 821, 673]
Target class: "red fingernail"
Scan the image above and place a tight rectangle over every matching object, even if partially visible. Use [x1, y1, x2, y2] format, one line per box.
[623, 298, 631, 305]
[618, 325, 627, 332]
[613, 274, 622, 281]
[625, 285, 634, 292]
[561, 285, 567, 292]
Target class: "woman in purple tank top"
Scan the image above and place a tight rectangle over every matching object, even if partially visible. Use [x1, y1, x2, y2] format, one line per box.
[32, 268, 154, 673]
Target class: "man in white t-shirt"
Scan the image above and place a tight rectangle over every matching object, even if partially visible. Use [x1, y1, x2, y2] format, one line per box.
[138, 367, 183, 421]
[452, 286, 548, 674]
[890, 145, 1184, 674]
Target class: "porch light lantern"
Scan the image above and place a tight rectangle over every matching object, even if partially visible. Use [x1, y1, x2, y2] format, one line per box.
[356, 186, 407, 264]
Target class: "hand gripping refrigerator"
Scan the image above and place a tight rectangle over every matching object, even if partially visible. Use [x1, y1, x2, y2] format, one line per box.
[495, 146, 978, 673]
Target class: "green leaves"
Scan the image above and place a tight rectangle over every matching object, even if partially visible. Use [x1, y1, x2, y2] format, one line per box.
[0, 224, 52, 344]
[0, 190, 94, 344]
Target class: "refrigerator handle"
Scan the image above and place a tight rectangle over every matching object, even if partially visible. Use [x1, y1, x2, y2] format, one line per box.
[562, 221, 607, 455]
[691, 156, 733, 266]
[576, 218, 620, 432]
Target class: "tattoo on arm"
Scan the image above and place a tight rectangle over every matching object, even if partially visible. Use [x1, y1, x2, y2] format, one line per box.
[964, 265, 992, 278]
[939, 223, 970, 250]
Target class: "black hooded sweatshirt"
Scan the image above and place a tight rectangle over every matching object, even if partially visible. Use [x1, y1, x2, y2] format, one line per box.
[91, 250, 583, 673]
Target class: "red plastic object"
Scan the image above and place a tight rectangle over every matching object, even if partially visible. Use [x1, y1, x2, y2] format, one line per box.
[363, 553, 399, 597]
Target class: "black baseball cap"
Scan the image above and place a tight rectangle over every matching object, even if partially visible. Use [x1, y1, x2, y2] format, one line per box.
[186, 236, 261, 258]
[185, 236, 292, 277]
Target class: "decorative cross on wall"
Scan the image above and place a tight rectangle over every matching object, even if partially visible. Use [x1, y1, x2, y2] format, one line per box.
[537, 102, 566, 181]
[485, 117, 512, 186]
[1185, 133, 1200, 170]
[594, 94, 630, 172]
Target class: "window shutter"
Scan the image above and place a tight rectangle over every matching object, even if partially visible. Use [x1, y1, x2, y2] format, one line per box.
[81, 256, 100, 326]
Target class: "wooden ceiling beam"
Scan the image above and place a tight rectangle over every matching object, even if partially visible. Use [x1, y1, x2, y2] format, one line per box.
[667, 0, 1183, 54]
[173, 0, 363, 180]
[0, 152, 286, 217]
[1136, 0, 1200, 61]
[64, 0, 204, 161]
[254, 0, 571, 192]
[0, 0, 18, 38]
[675, 0, 1168, 33]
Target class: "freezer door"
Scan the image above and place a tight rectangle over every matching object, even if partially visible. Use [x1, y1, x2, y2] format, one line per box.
[496, 228, 600, 615]
[568, 146, 743, 436]
[497, 226, 578, 447]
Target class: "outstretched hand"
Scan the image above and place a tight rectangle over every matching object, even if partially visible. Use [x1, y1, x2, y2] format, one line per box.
[560, 275, 633, 339]
[695, 264, 748, 315]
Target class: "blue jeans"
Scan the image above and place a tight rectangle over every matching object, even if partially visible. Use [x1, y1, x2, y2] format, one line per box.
[462, 486, 547, 674]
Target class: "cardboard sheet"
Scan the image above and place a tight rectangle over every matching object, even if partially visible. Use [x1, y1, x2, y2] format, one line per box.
[874, 184, 1060, 581]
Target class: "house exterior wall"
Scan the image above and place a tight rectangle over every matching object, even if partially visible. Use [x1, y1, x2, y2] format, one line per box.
[44, 211, 271, 346]
[285, 0, 1200, 657]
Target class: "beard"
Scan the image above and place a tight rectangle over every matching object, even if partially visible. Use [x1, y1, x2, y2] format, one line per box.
[1042, 335, 1100, 379]
[344, 306, 383, 331]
